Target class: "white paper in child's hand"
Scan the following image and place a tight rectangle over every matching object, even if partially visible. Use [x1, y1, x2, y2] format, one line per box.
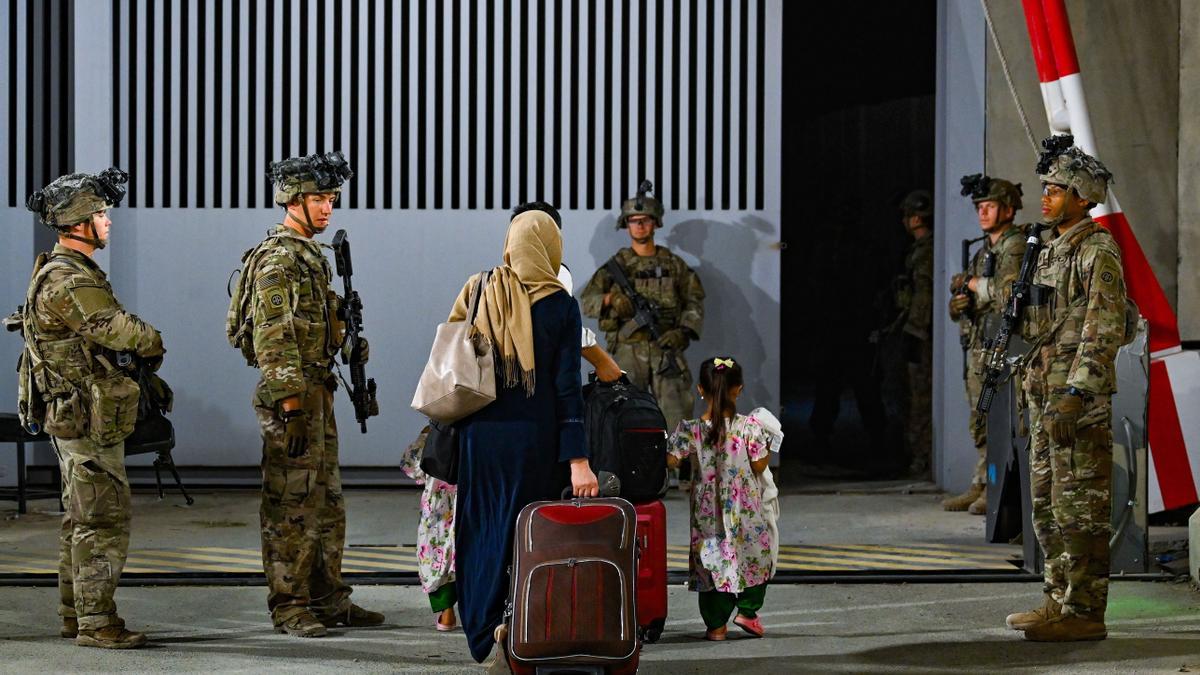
[748, 407, 784, 454]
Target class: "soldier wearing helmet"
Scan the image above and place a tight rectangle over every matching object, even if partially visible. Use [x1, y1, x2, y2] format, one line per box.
[942, 174, 1032, 514]
[1005, 135, 1124, 642]
[16, 169, 165, 649]
[893, 189, 935, 477]
[227, 152, 383, 637]
[580, 181, 706, 438]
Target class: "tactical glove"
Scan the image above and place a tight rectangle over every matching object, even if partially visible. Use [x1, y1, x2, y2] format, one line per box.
[657, 328, 689, 351]
[608, 289, 635, 319]
[1048, 390, 1084, 446]
[949, 294, 972, 320]
[950, 273, 970, 293]
[282, 410, 310, 458]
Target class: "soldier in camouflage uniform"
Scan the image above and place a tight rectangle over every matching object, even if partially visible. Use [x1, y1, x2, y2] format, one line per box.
[894, 190, 934, 476]
[227, 152, 383, 637]
[942, 176, 1028, 514]
[1006, 136, 1123, 642]
[17, 169, 163, 649]
[579, 181, 705, 433]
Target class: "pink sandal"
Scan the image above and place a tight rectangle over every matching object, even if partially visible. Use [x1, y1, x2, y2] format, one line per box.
[435, 609, 458, 632]
[733, 614, 765, 638]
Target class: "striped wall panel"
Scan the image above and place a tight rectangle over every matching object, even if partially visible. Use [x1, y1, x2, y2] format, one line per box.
[2, 0, 73, 208]
[99, 0, 772, 211]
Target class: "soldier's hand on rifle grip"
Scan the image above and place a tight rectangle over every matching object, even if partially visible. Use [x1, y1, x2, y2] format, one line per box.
[608, 289, 635, 319]
[281, 409, 310, 458]
[353, 337, 369, 364]
[949, 294, 972, 320]
[1048, 389, 1084, 446]
[657, 328, 689, 351]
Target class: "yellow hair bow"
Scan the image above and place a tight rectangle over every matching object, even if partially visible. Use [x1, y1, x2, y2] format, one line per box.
[713, 358, 735, 369]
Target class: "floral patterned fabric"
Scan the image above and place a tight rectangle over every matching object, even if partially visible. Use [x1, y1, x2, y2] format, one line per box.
[669, 414, 773, 593]
[400, 428, 457, 594]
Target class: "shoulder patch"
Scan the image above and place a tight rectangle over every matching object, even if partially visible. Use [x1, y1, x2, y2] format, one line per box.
[255, 272, 290, 321]
[68, 284, 116, 320]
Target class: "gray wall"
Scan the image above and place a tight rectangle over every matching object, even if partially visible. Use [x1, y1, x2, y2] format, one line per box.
[984, 0, 1181, 325]
[0, 0, 783, 476]
[933, 0, 986, 492]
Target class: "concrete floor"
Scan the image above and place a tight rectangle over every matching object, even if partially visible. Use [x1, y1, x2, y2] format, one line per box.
[1, 487, 1197, 673]
[1, 582, 1198, 673]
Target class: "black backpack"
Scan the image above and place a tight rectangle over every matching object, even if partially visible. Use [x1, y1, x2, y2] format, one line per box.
[583, 375, 669, 503]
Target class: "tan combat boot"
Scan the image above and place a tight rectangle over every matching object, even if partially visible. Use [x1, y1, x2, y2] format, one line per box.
[967, 491, 988, 515]
[75, 624, 148, 649]
[941, 484, 984, 511]
[1005, 595, 1061, 631]
[60, 616, 78, 638]
[1023, 613, 1107, 642]
[275, 610, 328, 638]
[319, 603, 385, 628]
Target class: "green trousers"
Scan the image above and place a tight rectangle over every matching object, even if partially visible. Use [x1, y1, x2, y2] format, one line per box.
[698, 583, 767, 630]
[428, 581, 457, 613]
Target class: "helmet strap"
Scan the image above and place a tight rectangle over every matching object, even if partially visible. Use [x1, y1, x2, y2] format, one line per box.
[286, 198, 317, 237]
[61, 217, 105, 249]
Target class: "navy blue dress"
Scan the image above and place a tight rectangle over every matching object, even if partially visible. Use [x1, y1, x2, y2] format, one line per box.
[455, 290, 587, 662]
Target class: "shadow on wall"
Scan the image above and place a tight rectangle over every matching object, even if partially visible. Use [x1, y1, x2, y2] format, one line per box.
[583, 213, 778, 411]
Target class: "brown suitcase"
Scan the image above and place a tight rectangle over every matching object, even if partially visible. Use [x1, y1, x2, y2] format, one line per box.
[504, 495, 640, 675]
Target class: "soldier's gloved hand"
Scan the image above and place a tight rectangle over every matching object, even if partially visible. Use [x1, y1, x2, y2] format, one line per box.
[1048, 390, 1084, 446]
[949, 294, 972, 319]
[950, 273, 970, 292]
[608, 290, 635, 319]
[281, 410, 310, 458]
[657, 329, 689, 351]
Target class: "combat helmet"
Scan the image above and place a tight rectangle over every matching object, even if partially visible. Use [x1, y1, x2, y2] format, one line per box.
[1035, 134, 1112, 206]
[900, 189, 933, 219]
[959, 174, 1023, 211]
[26, 168, 129, 249]
[269, 151, 353, 234]
[617, 180, 665, 229]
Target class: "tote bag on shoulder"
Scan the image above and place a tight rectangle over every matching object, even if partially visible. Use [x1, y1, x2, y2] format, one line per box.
[411, 271, 496, 424]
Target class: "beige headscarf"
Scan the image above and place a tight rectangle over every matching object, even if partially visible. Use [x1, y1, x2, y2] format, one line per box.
[449, 210, 565, 395]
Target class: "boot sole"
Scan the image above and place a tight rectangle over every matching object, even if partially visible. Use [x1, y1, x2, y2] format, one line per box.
[1023, 631, 1107, 642]
[75, 635, 147, 649]
[275, 626, 328, 638]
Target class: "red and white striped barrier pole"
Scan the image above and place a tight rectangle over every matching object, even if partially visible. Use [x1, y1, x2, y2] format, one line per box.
[1022, 0, 1200, 511]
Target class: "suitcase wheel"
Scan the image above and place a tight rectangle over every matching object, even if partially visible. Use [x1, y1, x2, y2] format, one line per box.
[641, 617, 665, 644]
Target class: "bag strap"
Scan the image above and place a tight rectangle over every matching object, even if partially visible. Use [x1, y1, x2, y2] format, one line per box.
[467, 270, 491, 324]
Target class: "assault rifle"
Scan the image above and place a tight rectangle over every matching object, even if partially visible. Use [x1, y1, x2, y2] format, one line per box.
[332, 229, 379, 433]
[604, 259, 682, 378]
[975, 224, 1045, 418]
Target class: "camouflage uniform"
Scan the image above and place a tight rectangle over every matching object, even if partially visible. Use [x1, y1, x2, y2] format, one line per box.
[579, 246, 705, 430]
[18, 171, 164, 635]
[579, 181, 705, 431]
[952, 176, 1029, 488]
[243, 225, 353, 626]
[1021, 141, 1123, 624]
[230, 153, 359, 628]
[898, 231, 933, 473]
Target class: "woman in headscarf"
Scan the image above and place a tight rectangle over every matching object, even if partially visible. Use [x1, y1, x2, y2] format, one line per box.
[449, 208, 599, 665]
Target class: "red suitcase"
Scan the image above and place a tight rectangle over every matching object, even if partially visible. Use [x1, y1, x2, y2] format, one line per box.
[634, 500, 668, 643]
[505, 495, 640, 675]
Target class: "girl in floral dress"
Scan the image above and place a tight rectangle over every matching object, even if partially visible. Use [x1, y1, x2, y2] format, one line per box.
[667, 357, 774, 641]
[400, 427, 459, 631]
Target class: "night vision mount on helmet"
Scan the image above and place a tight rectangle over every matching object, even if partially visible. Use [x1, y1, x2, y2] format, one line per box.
[1035, 133, 1112, 206]
[960, 173, 1023, 211]
[25, 168, 129, 248]
[269, 151, 355, 206]
[617, 179, 665, 229]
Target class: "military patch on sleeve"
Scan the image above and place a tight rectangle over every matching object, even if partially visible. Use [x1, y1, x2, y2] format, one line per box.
[256, 274, 289, 321]
[68, 284, 115, 320]
[1100, 270, 1115, 284]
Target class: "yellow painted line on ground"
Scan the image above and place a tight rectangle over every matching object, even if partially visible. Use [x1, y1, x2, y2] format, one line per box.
[770, 551, 972, 571]
[882, 541, 1020, 555]
[0, 563, 49, 573]
[191, 547, 265, 560]
[781, 547, 1012, 569]
[343, 548, 419, 562]
[133, 550, 270, 566]
[793, 544, 1014, 565]
[126, 556, 261, 573]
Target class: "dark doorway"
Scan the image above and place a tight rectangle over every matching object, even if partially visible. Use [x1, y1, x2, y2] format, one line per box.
[780, 1, 937, 479]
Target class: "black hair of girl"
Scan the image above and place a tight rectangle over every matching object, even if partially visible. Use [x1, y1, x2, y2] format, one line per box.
[699, 356, 744, 448]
